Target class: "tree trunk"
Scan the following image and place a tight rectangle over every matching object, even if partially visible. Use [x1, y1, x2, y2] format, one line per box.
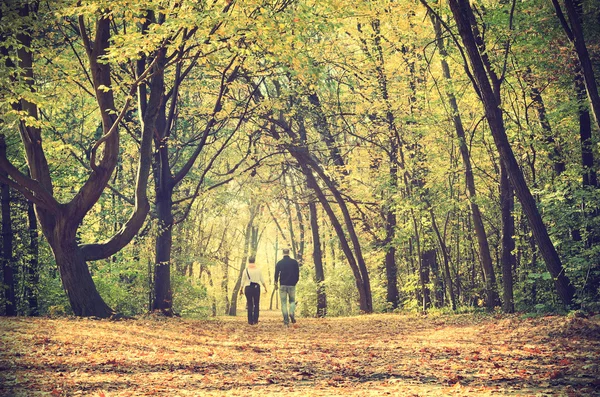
[222, 256, 230, 314]
[291, 182, 306, 263]
[420, 249, 434, 312]
[430, 209, 457, 310]
[0, 9, 155, 318]
[309, 201, 327, 317]
[552, 0, 600, 130]
[26, 195, 39, 315]
[250, 225, 259, 258]
[370, 19, 403, 310]
[575, 70, 597, 188]
[147, 45, 174, 315]
[523, 67, 565, 176]
[384, 140, 400, 310]
[270, 237, 278, 310]
[1, 134, 16, 316]
[52, 228, 113, 317]
[296, 150, 373, 312]
[149, 49, 171, 313]
[500, 162, 515, 313]
[152, 186, 174, 314]
[449, 0, 576, 306]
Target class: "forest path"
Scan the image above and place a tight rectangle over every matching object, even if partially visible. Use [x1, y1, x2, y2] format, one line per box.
[1, 312, 599, 396]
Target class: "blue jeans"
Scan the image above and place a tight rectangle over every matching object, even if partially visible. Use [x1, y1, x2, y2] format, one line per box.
[279, 285, 296, 324]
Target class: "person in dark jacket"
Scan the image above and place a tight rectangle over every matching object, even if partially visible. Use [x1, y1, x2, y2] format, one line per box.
[274, 248, 299, 326]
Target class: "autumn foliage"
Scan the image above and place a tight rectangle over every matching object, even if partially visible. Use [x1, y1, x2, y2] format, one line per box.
[1, 313, 599, 396]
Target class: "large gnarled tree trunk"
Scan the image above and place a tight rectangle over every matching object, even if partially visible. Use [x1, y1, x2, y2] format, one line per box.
[0, 7, 153, 317]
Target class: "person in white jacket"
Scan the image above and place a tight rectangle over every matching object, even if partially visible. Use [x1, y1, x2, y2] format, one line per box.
[240, 257, 268, 325]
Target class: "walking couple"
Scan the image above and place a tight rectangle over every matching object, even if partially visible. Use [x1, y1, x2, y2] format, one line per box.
[240, 248, 300, 326]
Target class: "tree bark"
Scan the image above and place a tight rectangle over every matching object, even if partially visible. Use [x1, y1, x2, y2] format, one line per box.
[370, 19, 403, 310]
[448, 0, 576, 306]
[26, 190, 39, 316]
[309, 200, 327, 317]
[153, 185, 174, 314]
[1, 135, 16, 316]
[420, 249, 434, 311]
[430, 209, 457, 311]
[500, 162, 515, 313]
[575, 70, 597, 188]
[291, 182, 305, 263]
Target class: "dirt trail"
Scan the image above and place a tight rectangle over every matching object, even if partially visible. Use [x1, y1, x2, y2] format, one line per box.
[1, 312, 599, 396]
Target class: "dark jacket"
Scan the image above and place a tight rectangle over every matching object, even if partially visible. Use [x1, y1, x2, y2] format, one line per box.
[275, 255, 299, 286]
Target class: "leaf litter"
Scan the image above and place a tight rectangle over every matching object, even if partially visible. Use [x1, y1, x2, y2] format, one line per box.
[1, 312, 599, 396]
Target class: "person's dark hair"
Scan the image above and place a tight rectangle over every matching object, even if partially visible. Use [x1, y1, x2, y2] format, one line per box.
[282, 248, 290, 255]
[248, 256, 256, 263]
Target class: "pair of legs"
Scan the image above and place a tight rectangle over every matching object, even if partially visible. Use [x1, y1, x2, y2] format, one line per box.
[244, 285, 260, 324]
[279, 285, 296, 325]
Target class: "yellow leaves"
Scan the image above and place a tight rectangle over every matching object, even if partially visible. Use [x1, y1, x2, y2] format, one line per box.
[2, 314, 599, 395]
[96, 84, 112, 93]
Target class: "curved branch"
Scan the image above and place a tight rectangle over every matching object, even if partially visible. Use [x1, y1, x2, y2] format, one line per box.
[80, 85, 154, 261]
[0, 155, 59, 211]
[90, 54, 159, 171]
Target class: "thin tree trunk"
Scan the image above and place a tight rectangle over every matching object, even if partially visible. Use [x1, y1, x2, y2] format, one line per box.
[283, 188, 299, 260]
[26, 194, 39, 315]
[150, 50, 172, 313]
[147, 46, 175, 315]
[291, 179, 306, 263]
[295, 150, 373, 312]
[430, 209, 457, 310]
[500, 162, 515, 313]
[279, 113, 372, 312]
[222, 256, 230, 314]
[1, 135, 16, 316]
[421, 249, 434, 311]
[454, 216, 462, 303]
[370, 19, 403, 310]
[384, 141, 400, 309]
[523, 67, 565, 175]
[270, 236, 278, 310]
[575, 70, 597, 188]
[153, 185, 174, 314]
[309, 200, 327, 317]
